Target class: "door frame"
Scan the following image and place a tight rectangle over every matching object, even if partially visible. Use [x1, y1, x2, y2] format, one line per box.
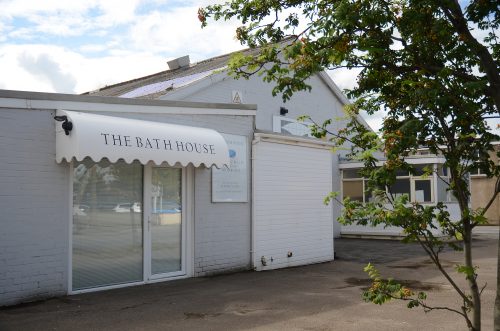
[143, 164, 193, 282]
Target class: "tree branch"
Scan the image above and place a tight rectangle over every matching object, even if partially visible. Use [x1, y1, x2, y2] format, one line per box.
[439, 0, 500, 112]
[416, 235, 471, 304]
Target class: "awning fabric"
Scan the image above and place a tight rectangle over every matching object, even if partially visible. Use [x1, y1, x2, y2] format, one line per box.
[55, 110, 229, 168]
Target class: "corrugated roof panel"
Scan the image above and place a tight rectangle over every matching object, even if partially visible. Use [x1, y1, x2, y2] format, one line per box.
[119, 69, 219, 98]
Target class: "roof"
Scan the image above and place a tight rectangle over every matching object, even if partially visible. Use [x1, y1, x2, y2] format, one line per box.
[84, 47, 262, 99]
[84, 39, 372, 131]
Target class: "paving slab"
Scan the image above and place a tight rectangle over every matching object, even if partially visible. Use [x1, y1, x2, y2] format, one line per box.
[0, 234, 497, 331]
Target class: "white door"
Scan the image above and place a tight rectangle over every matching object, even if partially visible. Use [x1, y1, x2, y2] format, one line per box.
[252, 138, 334, 271]
[144, 166, 186, 280]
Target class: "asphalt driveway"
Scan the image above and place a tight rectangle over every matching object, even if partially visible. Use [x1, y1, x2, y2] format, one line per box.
[0, 233, 497, 331]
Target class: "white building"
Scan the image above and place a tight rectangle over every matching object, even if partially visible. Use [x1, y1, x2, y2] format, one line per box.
[0, 47, 361, 305]
[87, 51, 369, 266]
[339, 152, 462, 237]
[0, 90, 256, 305]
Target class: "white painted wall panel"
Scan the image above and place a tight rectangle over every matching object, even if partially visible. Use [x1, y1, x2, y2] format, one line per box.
[253, 140, 334, 271]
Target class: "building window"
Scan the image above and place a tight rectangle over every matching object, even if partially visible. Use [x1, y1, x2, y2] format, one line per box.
[470, 166, 487, 177]
[343, 180, 364, 202]
[272, 116, 313, 137]
[414, 179, 432, 203]
[341, 164, 439, 204]
[388, 178, 411, 200]
[341, 169, 368, 203]
[72, 158, 144, 291]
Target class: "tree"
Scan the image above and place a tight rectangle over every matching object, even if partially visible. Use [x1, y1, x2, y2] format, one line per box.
[200, 1, 499, 330]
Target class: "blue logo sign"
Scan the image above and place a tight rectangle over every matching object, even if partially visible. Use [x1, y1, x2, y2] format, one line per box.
[229, 149, 237, 158]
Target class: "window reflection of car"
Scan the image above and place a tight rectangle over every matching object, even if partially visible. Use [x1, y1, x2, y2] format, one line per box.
[73, 204, 89, 216]
[154, 201, 181, 214]
[113, 202, 141, 213]
[132, 202, 141, 213]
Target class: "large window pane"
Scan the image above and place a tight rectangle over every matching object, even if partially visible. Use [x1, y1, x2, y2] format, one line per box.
[415, 180, 432, 203]
[343, 180, 364, 202]
[395, 169, 410, 177]
[413, 164, 433, 176]
[281, 121, 311, 137]
[151, 168, 182, 275]
[437, 165, 448, 177]
[389, 178, 411, 200]
[72, 158, 143, 290]
[343, 169, 363, 179]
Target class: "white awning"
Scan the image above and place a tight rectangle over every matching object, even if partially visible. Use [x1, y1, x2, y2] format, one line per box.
[55, 110, 229, 168]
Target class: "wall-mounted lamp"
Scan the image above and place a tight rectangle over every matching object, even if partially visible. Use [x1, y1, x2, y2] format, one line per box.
[280, 107, 288, 116]
[54, 115, 73, 135]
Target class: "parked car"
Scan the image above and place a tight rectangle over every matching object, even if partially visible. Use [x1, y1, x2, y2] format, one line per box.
[73, 204, 90, 216]
[113, 202, 141, 213]
[154, 200, 181, 214]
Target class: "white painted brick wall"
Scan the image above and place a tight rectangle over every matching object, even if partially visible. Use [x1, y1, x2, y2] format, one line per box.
[193, 167, 251, 276]
[0, 108, 69, 306]
[0, 108, 254, 305]
[253, 140, 334, 271]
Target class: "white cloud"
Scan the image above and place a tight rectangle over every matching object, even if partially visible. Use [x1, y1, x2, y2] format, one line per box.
[0, 45, 59, 92]
[0, 0, 142, 23]
[94, 0, 143, 26]
[74, 52, 168, 92]
[327, 68, 361, 92]
[128, 6, 243, 61]
[0, 0, 143, 39]
[0, 1, 246, 95]
[79, 44, 109, 53]
[360, 110, 385, 133]
[0, 1, 96, 18]
[326, 68, 387, 132]
[17, 52, 77, 93]
[0, 44, 168, 93]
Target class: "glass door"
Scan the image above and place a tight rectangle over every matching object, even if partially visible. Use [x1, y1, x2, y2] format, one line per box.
[146, 167, 185, 279]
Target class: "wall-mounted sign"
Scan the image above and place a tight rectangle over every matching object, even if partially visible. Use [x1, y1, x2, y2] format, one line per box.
[232, 90, 242, 104]
[212, 134, 248, 202]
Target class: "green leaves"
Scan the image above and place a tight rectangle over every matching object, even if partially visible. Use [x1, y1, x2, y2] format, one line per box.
[456, 264, 478, 280]
[363, 263, 420, 306]
[323, 191, 339, 206]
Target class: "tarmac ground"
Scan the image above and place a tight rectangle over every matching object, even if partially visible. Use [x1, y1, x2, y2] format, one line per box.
[0, 231, 498, 331]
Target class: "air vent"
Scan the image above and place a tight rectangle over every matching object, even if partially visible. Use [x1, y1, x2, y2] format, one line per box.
[167, 55, 190, 70]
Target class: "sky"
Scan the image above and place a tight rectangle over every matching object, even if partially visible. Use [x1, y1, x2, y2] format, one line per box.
[0, 0, 248, 93]
[0, 0, 370, 124]
[0, 1, 496, 132]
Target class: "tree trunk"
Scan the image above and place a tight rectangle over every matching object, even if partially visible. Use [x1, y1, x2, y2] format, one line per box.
[464, 220, 481, 330]
[494, 224, 500, 330]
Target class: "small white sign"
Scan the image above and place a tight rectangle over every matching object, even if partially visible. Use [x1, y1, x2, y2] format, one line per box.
[212, 134, 248, 202]
[232, 90, 242, 104]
